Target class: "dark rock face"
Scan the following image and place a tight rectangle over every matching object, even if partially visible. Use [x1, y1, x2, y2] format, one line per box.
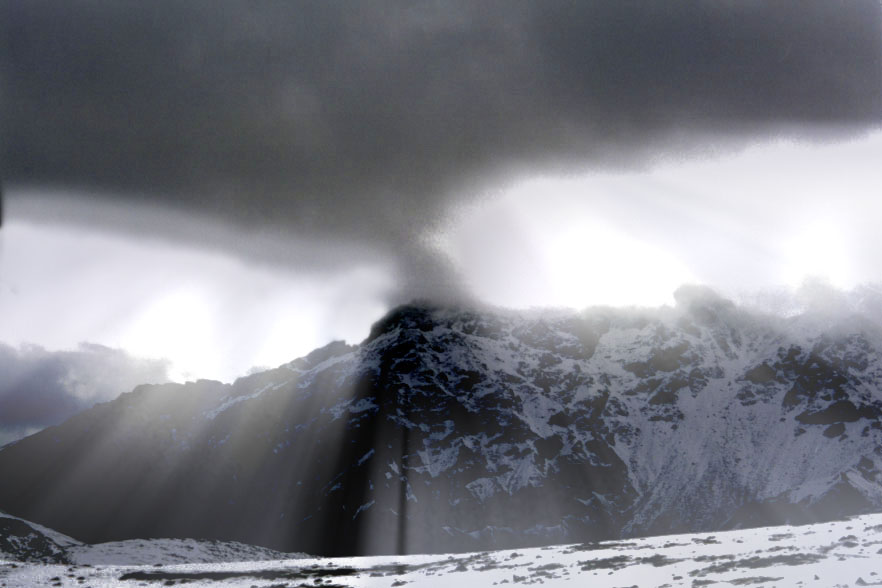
[0, 516, 70, 563]
[1, 301, 881, 557]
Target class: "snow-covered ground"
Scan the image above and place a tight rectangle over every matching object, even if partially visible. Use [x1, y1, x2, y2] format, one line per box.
[65, 538, 306, 567]
[3, 513, 882, 587]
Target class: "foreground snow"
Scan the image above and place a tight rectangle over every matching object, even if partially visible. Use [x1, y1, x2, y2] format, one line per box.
[3, 513, 882, 587]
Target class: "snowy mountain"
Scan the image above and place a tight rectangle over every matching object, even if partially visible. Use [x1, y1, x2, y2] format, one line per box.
[0, 512, 301, 565]
[1, 286, 881, 556]
[0, 513, 78, 564]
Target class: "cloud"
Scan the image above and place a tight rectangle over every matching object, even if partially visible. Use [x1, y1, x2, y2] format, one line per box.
[2, 1, 881, 301]
[0, 342, 170, 445]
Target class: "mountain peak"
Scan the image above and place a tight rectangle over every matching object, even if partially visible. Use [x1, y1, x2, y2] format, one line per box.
[674, 284, 735, 323]
[363, 301, 443, 343]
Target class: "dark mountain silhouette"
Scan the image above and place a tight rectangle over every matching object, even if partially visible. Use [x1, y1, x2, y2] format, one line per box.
[1, 293, 881, 556]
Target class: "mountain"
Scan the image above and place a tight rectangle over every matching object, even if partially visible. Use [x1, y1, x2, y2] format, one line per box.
[0, 512, 77, 564]
[0, 511, 301, 565]
[1, 287, 881, 556]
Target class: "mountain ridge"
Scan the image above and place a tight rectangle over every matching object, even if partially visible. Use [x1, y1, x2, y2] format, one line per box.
[1, 290, 881, 556]
[0, 510, 303, 565]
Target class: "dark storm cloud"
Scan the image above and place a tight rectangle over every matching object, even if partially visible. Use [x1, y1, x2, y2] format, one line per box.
[0, 342, 170, 445]
[2, 1, 881, 297]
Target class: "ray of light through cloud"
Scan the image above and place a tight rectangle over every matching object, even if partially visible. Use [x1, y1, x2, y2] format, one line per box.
[0, 220, 394, 382]
[4, 131, 882, 385]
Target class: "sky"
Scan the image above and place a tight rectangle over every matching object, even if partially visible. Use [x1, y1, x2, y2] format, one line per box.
[1, 0, 882, 442]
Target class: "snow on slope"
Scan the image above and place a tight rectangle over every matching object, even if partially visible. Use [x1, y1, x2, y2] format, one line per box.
[0, 512, 80, 564]
[3, 292, 882, 554]
[350, 295, 882, 545]
[66, 538, 306, 566]
[0, 512, 304, 566]
[3, 512, 882, 587]
[0, 512, 81, 550]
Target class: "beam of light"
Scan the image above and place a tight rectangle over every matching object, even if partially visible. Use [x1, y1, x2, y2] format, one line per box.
[22, 350, 360, 553]
[0, 219, 394, 383]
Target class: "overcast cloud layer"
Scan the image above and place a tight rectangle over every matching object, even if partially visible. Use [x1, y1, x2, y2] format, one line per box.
[3, 0, 882, 299]
[2, 2, 882, 443]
